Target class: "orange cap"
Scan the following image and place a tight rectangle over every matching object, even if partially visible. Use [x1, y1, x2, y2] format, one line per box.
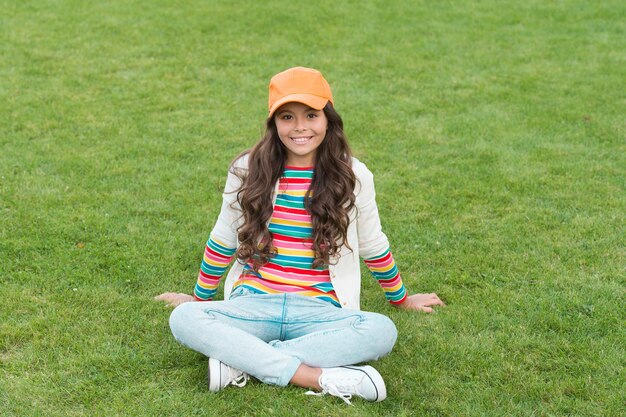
[268, 67, 334, 117]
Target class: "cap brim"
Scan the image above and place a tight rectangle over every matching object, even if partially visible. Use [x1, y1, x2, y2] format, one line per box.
[269, 94, 329, 117]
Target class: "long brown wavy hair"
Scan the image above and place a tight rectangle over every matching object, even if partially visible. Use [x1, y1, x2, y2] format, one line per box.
[232, 103, 356, 269]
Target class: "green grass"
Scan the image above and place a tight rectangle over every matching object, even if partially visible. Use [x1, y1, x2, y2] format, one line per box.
[1, 0, 624, 416]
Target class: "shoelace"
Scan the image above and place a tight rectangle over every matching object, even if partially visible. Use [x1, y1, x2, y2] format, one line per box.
[229, 372, 249, 388]
[306, 383, 353, 405]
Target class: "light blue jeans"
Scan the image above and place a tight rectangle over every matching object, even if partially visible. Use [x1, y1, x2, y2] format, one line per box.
[169, 287, 398, 386]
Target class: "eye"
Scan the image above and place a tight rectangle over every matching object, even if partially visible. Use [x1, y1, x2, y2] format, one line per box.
[307, 113, 318, 119]
[280, 114, 293, 120]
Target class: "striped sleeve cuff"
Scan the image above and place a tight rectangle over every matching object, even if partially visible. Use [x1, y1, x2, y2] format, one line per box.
[193, 235, 236, 301]
[363, 248, 408, 305]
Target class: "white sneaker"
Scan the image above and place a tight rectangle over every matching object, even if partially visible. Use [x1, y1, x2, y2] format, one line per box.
[308, 365, 387, 405]
[207, 357, 249, 392]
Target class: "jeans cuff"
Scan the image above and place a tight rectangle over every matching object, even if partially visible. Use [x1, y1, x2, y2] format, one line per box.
[276, 356, 302, 387]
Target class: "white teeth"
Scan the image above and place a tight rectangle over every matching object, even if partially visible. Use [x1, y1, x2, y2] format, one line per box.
[291, 137, 312, 144]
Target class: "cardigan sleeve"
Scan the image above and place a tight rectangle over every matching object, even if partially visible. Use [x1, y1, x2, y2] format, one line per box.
[354, 160, 408, 304]
[354, 162, 391, 258]
[208, 163, 245, 249]
[192, 158, 247, 300]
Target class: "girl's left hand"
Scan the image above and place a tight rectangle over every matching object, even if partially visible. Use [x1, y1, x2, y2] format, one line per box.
[397, 293, 445, 313]
[154, 292, 196, 308]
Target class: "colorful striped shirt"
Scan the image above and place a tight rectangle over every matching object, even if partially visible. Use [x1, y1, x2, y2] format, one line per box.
[193, 166, 407, 306]
[234, 166, 338, 305]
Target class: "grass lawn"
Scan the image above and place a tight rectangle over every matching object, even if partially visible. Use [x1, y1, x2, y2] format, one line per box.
[1, 0, 624, 416]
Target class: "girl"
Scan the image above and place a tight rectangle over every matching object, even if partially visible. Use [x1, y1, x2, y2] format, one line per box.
[156, 67, 444, 404]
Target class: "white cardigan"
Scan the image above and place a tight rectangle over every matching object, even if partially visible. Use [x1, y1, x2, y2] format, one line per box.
[210, 155, 391, 310]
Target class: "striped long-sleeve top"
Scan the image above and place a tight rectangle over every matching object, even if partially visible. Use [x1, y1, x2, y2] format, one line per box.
[194, 166, 407, 306]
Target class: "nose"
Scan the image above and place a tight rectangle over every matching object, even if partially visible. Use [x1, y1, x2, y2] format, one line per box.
[294, 116, 307, 132]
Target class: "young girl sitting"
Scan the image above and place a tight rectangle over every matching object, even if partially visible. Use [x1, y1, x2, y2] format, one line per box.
[156, 67, 445, 404]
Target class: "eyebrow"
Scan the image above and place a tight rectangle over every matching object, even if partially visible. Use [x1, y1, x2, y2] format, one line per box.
[276, 106, 318, 116]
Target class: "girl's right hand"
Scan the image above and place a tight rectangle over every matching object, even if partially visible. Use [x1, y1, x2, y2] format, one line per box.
[396, 293, 445, 313]
[154, 292, 196, 308]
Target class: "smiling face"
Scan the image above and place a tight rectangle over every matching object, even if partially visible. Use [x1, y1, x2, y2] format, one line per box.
[274, 102, 328, 167]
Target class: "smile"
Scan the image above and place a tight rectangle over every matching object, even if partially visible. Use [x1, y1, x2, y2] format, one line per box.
[290, 136, 313, 144]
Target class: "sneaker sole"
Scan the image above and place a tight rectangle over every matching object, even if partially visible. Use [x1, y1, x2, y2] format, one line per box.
[340, 365, 387, 402]
[207, 357, 222, 392]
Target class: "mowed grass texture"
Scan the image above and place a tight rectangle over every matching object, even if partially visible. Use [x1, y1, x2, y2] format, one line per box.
[1, 0, 624, 416]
